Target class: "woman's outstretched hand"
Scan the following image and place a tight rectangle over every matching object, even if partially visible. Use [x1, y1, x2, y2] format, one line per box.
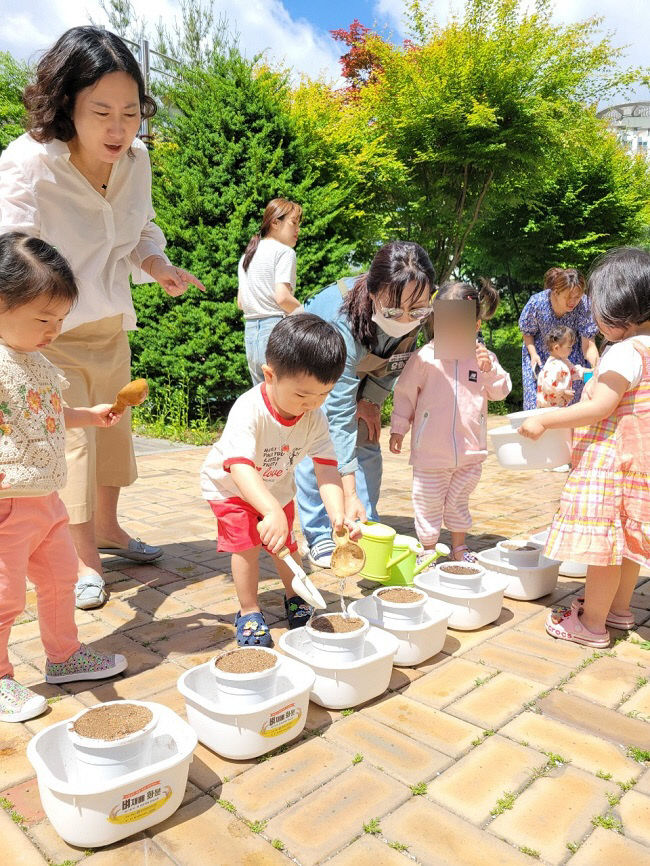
[148, 258, 206, 297]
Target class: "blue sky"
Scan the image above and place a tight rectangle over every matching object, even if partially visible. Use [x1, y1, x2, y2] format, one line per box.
[283, 1, 383, 32]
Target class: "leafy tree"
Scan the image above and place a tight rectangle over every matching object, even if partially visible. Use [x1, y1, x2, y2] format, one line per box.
[465, 114, 650, 286]
[0, 52, 28, 153]
[130, 41, 356, 416]
[303, 0, 643, 281]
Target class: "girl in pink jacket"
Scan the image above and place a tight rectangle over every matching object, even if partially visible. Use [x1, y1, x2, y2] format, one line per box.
[390, 280, 512, 562]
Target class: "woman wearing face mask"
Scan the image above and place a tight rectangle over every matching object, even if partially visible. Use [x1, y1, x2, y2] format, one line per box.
[0, 26, 205, 609]
[295, 241, 436, 568]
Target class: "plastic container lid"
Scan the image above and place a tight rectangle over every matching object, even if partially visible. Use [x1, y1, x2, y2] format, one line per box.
[360, 522, 396, 540]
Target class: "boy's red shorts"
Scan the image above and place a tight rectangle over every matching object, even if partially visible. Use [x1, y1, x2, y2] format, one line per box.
[209, 497, 297, 554]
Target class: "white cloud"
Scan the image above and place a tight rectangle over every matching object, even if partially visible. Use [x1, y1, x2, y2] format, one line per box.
[0, 0, 342, 81]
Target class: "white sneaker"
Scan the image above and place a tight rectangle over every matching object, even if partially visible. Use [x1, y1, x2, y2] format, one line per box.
[0, 675, 47, 722]
[307, 538, 336, 569]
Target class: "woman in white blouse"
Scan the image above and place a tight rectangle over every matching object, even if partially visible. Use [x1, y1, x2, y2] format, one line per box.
[0, 26, 205, 608]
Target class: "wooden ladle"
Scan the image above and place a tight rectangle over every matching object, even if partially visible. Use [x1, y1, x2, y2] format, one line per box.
[110, 378, 149, 415]
[330, 526, 366, 579]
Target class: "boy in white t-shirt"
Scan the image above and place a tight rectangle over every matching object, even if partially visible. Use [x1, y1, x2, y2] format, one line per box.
[201, 313, 357, 646]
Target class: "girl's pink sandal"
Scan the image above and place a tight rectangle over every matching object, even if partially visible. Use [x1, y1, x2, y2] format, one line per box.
[570, 597, 635, 630]
[545, 606, 610, 649]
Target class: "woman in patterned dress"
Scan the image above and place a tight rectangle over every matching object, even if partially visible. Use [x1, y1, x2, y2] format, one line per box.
[519, 268, 599, 410]
[520, 248, 650, 648]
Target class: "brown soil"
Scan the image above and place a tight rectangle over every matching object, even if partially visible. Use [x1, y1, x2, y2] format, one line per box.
[215, 648, 276, 674]
[440, 565, 480, 575]
[502, 542, 537, 551]
[378, 588, 424, 604]
[311, 614, 365, 633]
[72, 704, 153, 741]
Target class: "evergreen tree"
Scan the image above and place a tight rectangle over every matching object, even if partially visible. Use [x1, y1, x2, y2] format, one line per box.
[131, 42, 355, 416]
[0, 52, 28, 153]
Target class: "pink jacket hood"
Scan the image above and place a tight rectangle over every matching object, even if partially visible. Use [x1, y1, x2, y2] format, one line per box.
[390, 341, 512, 469]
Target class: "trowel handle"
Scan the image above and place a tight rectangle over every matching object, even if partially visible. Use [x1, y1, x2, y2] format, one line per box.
[386, 548, 410, 570]
[413, 554, 436, 577]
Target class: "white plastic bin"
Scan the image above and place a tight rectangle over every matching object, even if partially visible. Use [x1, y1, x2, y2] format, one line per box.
[279, 626, 398, 709]
[477, 547, 559, 600]
[178, 654, 314, 760]
[27, 703, 196, 848]
[349, 596, 450, 666]
[414, 570, 509, 630]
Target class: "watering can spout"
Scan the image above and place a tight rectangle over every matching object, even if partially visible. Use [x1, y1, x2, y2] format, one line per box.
[386, 548, 410, 570]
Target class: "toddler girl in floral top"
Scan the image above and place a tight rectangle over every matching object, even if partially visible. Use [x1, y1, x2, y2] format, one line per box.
[536, 325, 588, 408]
[0, 232, 128, 722]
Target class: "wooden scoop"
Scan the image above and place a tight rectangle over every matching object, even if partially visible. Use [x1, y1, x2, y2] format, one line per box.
[110, 379, 149, 414]
[330, 526, 366, 579]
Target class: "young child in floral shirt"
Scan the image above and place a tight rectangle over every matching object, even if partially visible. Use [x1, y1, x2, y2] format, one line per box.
[536, 325, 587, 408]
[0, 232, 128, 722]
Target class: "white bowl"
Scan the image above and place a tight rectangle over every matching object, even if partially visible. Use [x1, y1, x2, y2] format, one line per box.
[496, 539, 543, 568]
[372, 586, 428, 626]
[305, 613, 370, 663]
[489, 409, 571, 470]
[210, 647, 280, 708]
[436, 562, 485, 593]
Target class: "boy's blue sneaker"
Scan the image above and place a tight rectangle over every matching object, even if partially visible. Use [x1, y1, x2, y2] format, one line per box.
[284, 595, 313, 629]
[235, 611, 273, 647]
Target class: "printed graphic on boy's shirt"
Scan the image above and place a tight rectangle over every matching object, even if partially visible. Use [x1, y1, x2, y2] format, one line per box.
[257, 444, 302, 478]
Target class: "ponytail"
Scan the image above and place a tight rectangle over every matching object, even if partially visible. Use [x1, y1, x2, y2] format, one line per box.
[242, 234, 261, 272]
[477, 277, 500, 321]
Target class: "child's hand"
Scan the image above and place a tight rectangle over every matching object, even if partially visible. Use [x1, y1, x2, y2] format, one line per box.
[87, 404, 122, 427]
[389, 432, 404, 454]
[519, 417, 546, 440]
[258, 507, 289, 554]
[475, 343, 492, 373]
[562, 389, 574, 401]
[331, 514, 362, 540]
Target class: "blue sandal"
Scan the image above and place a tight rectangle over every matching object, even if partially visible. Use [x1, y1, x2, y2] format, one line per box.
[235, 611, 273, 647]
[284, 595, 313, 629]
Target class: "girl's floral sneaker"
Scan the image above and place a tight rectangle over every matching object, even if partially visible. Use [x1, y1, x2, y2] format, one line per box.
[45, 644, 127, 684]
[0, 675, 47, 722]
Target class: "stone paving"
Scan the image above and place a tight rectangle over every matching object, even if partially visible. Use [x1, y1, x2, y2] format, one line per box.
[2, 417, 649, 866]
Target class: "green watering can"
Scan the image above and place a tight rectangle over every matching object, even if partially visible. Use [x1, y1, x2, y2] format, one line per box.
[358, 522, 449, 585]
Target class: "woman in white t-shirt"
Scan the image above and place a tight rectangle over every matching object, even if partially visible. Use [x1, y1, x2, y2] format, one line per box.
[0, 27, 205, 608]
[237, 198, 302, 384]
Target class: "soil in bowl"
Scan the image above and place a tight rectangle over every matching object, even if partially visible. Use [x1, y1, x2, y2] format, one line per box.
[440, 565, 479, 575]
[72, 704, 153, 741]
[501, 542, 537, 551]
[311, 614, 364, 633]
[378, 588, 423, 604]
[215, 649, 276, 674]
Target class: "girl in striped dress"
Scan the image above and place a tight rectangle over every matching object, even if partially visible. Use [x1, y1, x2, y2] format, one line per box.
[520, 247, 650, 648]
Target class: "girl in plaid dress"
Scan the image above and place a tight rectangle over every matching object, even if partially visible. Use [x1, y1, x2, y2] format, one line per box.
[520, 248, 650, 648]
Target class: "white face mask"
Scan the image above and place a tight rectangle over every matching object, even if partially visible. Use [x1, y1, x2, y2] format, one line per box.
[372, 311, 421, 339]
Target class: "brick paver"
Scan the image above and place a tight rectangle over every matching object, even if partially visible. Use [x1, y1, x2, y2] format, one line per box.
[1, 423, 649, 864]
